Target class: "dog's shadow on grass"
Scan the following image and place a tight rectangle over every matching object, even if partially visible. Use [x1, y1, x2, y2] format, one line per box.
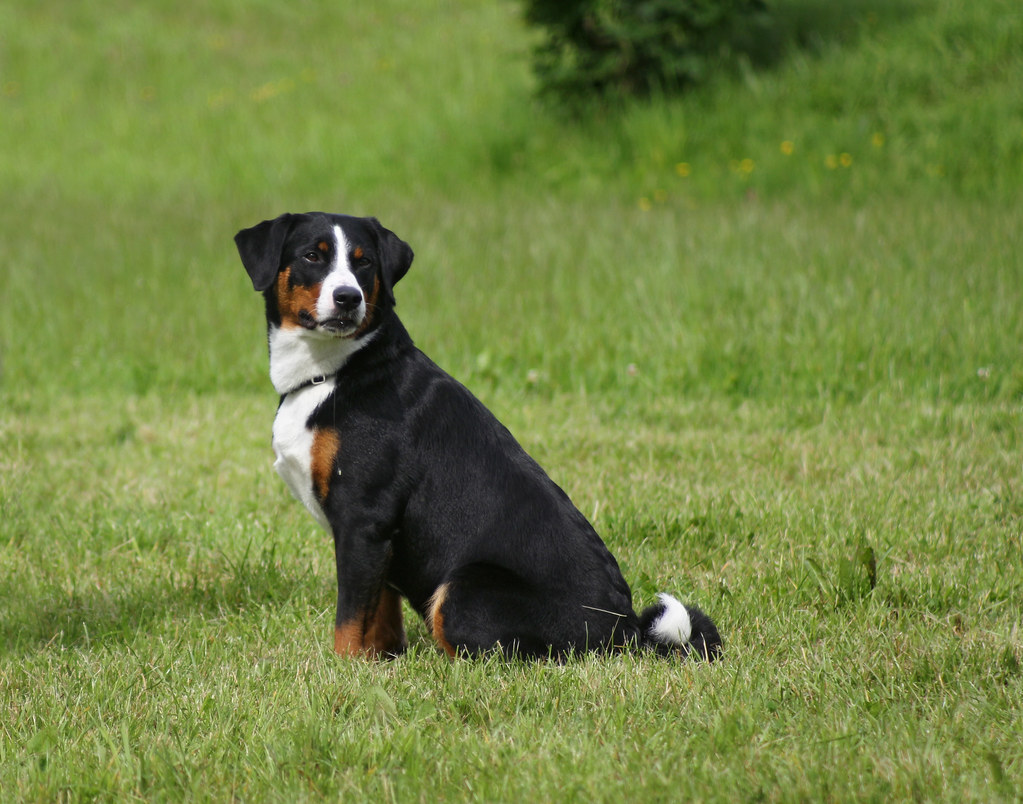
[1, 550, 327, 657]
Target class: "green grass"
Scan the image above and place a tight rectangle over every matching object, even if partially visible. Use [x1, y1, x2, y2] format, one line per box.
[2, 0, 1022, 800]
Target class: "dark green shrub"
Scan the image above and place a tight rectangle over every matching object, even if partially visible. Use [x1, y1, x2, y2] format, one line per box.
[522, 0, 770, 100]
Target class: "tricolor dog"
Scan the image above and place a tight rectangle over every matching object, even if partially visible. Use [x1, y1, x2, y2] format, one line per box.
[235, 212, 721, 660]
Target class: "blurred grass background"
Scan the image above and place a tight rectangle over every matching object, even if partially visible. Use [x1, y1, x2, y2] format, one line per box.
[2, 0, 1021, 403]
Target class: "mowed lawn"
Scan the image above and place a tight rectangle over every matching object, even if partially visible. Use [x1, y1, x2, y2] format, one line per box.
[1, 1, 1021, 801]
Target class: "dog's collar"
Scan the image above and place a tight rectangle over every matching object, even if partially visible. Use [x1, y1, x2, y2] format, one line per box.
[269, 328, 379, 396]
[285, 373, 331, 395]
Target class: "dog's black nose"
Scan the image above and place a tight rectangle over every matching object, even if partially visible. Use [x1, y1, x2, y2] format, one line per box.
[333, 286, 362, 310]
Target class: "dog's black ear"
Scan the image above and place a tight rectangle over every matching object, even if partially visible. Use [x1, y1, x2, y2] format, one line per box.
[369, 218, 414, 305]
[235, 214, 296, 291]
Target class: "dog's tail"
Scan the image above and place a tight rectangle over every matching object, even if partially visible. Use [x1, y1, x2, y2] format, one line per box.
[638, 593, 722, 660]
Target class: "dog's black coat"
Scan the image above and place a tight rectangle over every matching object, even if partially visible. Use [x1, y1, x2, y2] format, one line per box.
[235, 212, 721, 660]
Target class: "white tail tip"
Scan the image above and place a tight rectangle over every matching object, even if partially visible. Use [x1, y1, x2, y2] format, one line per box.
[648, 593, 693, 646]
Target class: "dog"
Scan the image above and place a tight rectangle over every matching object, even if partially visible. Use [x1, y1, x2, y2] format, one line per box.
[235, 212, 721, 660]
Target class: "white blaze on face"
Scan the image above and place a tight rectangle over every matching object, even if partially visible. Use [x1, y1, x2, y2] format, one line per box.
[316, 224, 365, 322]
[267, 222, 378, 394]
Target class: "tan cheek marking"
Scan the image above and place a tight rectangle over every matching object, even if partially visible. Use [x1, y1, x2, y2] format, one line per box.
[310, 427, 340, 502]
[275, 267, 295, 327]
[275, 266, 322, 328]
[353, 276, 381, 337]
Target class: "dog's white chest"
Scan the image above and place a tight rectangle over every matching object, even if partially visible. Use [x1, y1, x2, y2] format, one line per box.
[272, 380, 335, 532]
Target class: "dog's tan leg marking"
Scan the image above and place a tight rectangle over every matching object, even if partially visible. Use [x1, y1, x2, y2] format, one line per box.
[364, 587, 407, 656]
[428, 583, 456, 658]
[334, 587, 407, 658]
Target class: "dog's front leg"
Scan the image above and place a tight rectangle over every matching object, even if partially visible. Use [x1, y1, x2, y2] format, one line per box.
[331, 532, 407, 658]
[334, 586, 406, 658]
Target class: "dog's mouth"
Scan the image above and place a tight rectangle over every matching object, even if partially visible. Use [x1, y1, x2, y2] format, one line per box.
[317, 315, 362, 336]
[298, 310, 362, 336]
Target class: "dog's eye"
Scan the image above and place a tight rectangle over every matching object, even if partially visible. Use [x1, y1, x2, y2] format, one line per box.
[354, 256, 372, 268]
[303, 251, 321, 263]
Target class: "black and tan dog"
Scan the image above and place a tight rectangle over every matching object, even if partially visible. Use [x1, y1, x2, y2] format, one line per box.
[235, 212, 721, 660]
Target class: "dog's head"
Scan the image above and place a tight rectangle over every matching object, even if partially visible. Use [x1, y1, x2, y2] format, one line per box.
[235, 212, 414, 339]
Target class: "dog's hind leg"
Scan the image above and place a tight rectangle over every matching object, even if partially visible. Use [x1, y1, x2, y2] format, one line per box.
[427, 563, 636, 659]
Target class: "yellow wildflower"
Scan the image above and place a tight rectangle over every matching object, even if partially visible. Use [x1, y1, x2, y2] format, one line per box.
[780, 140, 795, 155]
[251, 78, 294, 103]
